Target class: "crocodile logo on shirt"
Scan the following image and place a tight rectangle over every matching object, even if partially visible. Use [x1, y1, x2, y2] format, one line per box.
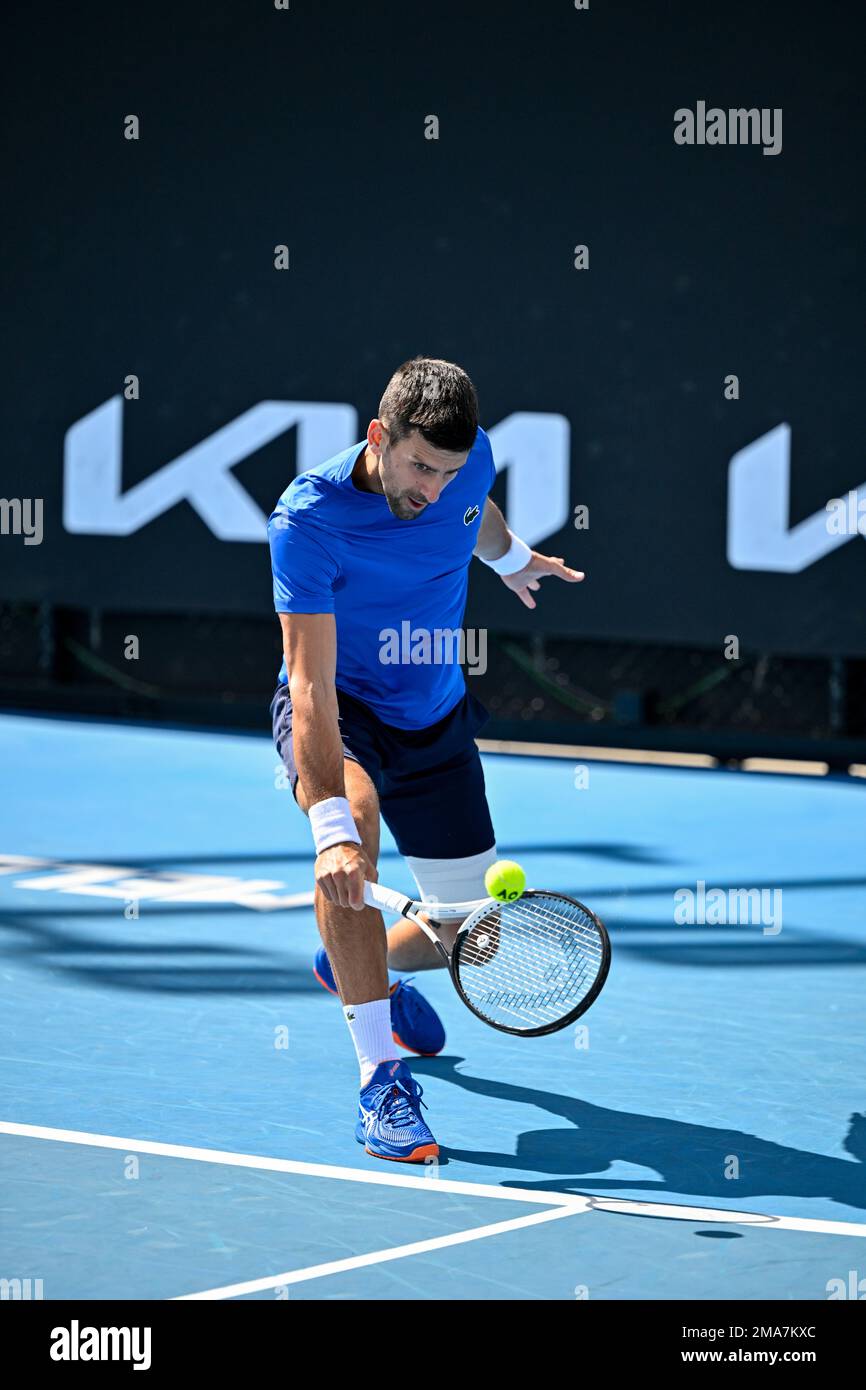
[463, 505, 480, 525]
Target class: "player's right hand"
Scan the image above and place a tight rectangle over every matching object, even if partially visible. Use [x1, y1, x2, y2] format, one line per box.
[315, 842, 376, 911]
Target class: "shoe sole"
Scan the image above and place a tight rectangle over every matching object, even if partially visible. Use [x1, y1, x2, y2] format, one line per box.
[391, 1029, 443, 1058]
[365, 1143, 440, 1163]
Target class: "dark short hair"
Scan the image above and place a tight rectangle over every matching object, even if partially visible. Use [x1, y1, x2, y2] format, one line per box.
[379, 357, 478, 453]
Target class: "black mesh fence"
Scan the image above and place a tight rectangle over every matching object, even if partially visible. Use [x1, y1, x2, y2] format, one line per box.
[2, 602, 864, 765]
[478, 635, 858, 742]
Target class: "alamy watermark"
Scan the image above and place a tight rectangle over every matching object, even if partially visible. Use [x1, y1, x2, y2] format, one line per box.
[0, 497, 43, 545]
[826, 1270, 866, 1299]
[378, 623, 487, 676]
[825, 491, 866, 537]
[50, 1323, 151, 1369]
[674, 103, 782, 157]
[674, 880, 782, 935]
[0, 1277, 43, 1299]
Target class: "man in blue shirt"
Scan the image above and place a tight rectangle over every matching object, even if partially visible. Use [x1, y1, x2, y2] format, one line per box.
[268, 357, 582, 1161]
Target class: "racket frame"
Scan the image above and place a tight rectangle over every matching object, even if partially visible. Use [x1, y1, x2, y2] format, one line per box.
[362, 880, 477, 967]
[363, 881, 611, 1037]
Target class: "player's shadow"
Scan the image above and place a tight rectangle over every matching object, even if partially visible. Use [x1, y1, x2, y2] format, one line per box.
[0, 913, 322, 994]
[411, 1056, 866, 1213]
[590, 915, 866, 967]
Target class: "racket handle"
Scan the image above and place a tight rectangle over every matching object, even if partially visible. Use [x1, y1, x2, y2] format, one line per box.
[363, 881, 413, 917]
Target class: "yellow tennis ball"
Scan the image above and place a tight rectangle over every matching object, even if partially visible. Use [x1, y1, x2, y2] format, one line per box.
[484, 859, 526, 902]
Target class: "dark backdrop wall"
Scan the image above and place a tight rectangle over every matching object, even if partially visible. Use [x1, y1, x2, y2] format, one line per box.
[2, 0, 864, 659]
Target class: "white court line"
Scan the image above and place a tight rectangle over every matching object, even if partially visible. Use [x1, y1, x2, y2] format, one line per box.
[176, 1205, 580, 1300]
[3, 1119, 864, 1253]
[587, 1196, 866, 1238]
[0, 1120, 581, 1206]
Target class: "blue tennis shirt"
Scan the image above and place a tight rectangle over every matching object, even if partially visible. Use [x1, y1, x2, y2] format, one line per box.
[268, 429, 497, 729]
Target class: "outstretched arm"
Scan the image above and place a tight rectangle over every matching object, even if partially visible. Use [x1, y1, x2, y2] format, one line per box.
[473, 498, 584, 610]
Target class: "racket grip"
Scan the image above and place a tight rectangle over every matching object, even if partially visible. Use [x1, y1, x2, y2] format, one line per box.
[363, 881, 413, 917]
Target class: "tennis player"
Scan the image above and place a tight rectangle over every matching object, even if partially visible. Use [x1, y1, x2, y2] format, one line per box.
[268, 357, 582, 1161]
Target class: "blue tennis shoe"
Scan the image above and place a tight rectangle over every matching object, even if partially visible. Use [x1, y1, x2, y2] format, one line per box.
[355, 1059, 439, 1163]
[313, 946, 446, 1055]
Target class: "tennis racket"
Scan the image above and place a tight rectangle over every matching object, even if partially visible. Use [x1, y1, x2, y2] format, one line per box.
[364, 880, 610, 1037]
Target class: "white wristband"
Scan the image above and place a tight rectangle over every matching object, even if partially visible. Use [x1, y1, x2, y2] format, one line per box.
[309, 796, 362, 855]
[481, 531, 532, 576]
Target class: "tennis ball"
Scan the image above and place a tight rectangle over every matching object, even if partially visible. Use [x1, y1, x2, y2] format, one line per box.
[484, 859, 526, 902]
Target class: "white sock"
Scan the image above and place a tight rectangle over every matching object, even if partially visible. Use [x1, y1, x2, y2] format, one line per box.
[343, 998, 399, 1086]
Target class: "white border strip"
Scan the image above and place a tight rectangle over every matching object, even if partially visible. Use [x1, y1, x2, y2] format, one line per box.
[740, 757, 829, 776]
[478, 739, 718, 768]
[478, 738, 858, 778]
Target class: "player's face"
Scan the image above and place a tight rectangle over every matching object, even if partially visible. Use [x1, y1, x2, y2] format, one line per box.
[376, 425, 468, 520]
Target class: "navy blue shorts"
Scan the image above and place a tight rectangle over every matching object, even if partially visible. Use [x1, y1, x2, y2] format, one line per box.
[270, 683, 495, 860]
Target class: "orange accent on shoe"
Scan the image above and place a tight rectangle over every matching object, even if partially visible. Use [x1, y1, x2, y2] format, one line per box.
[313, 967, 339, 997]
[365, 1143, 440, 1163]
[392, 1029, 440, 1058]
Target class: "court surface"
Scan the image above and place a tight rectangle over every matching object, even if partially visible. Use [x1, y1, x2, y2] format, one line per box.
[1, 712, 864, 1300]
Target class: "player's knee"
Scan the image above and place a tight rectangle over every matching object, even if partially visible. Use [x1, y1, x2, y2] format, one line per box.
[406, 846, 499, 906]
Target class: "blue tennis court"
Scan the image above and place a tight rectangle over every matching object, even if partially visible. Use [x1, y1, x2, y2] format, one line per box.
[1, 711, 864, 1300]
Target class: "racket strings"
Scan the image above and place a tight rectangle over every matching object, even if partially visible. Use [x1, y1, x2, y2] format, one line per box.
[455, 893, 606, 1031]
[460, 941, 594, 1021]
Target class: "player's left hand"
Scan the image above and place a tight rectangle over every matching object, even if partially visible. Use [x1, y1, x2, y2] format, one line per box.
[500, 552, 584, 610]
